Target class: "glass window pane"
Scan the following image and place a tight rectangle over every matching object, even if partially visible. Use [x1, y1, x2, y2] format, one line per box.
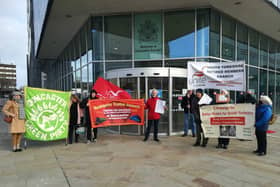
[93, 62, 104, 80]
[88, 62, 93, 85]
[268, 71, 275, 106]
[135, 13, 163, 59]
[197, 9, 210, 57]
[249, 30, 259, 66]
[92, 16, 103, 60]
[249, 67, 258, 98]
[164, 10, 195, 58]
[222, 16, 235, 60]
[259, 69, 267, 95]
[81, 25, 87, 67]
[105, 15, 132, 60]
[210, 10, 220, 57]
[81, 66, 88, 92]
[106, 61, 132, 71]
[74, 35, 81, 69]
[277, 44, 280, 71]
[269, 40, 277, 70]
[276, 73, 280, 113]
[260, 35, 268, 68]
[75, 70, 81, 90]
[237, 23, 248, 63]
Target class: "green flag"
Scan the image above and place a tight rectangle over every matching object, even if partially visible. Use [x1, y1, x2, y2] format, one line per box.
[24, 87, 71, 141]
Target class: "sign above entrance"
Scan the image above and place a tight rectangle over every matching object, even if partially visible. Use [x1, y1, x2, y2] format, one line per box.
[188, 61, 246, 91]
[134, 13, 162, 60]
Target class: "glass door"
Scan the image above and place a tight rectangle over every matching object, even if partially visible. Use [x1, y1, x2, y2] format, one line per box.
[119, 77, 139, 134]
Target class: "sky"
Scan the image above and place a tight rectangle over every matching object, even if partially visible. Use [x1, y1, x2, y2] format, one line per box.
[0, 0, 27, 88]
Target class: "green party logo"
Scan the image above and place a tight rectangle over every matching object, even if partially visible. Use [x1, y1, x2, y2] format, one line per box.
[25, 91, 69, 141]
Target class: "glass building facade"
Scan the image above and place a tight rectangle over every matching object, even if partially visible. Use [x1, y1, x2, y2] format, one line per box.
[52, 8, 280, 112]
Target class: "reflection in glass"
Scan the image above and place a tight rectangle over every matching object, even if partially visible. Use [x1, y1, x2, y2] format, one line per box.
[249, 29, 259, 66]
[92, 17, 103, 60]
[260, 35, 268, 68]
[165, 11, 195, 58]
[259, 69, 267, 95]
[210, 10, 220, 57]
[249, 67, 258, 98]
[268, 71, 275, 106]
[81, 66, 88, 92]
[104, 15, 132, 60]
[237, 23, 248, 63]
[222, 16, 235, 60]
[269, 40, 277, 70]
[197, 9, 209, 57]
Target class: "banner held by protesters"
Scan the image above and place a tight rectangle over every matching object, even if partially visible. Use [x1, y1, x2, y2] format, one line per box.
[89, 99, 145, 128]
[200, 103, 255, 140]
[188, 61, 246, 91]
[24, 87, 71, 141]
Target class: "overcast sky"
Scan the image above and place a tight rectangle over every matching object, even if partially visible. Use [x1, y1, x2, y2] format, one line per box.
[0, 0, 27, 88]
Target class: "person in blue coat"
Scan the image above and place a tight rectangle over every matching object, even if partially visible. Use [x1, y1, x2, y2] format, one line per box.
[254, 95, 272, 156]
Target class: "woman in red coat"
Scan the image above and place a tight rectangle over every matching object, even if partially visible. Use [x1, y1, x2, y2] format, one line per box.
[143, 89, 161, 142]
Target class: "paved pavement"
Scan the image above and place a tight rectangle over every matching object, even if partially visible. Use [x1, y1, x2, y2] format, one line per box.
[0, 116, 280, 187]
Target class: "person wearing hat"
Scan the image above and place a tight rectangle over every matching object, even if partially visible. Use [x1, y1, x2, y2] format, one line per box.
[254, 95, 272, 156]
[81, 89, 99, 143]
[192, 89, 209, 147]
[2, 91, 25, 152]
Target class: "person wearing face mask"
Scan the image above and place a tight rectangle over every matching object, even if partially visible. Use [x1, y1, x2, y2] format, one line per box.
[2, 91, 25, 152]
[143, 89, 162, 142]
[81, 89, 99, 144]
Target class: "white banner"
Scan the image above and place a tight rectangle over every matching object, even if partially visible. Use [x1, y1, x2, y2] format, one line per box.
[200, 104, 255, 140]
[188, 61, 246, 91]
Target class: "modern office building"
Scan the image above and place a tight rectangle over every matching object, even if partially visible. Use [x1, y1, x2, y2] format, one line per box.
[0, 63, 16, 97]
[27, 0, 280, 135]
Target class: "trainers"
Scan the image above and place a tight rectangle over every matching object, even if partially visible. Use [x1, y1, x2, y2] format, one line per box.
[193, 143, 200, 147]
[257, 152, 266, 156]
[92, 139, 97, 143]
[86, 140, 91, 144]
[154, 139, 160, 142]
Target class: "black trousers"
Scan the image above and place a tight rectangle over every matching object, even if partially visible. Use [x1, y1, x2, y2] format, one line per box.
[145, 120, 159, 140]
[195, 121, 208, 145]
[68, 124, 79, 144]
[256, 129, 267, 154]
[86, 123, 98, 141]
[218, 138, 230, 146]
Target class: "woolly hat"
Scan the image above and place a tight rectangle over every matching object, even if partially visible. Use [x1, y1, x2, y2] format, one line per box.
[260, 95, 272, 106]
[196, 89, 203, 94]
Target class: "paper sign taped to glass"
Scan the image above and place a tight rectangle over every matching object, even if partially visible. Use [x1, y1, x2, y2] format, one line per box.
[200, 103, 255, 140]
[188, 61, 246, 91]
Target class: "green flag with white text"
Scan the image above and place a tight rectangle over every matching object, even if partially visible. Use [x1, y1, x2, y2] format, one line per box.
[24, 87, 71, 141]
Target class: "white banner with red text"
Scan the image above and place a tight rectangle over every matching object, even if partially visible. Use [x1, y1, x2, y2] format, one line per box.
[200, 103, 255, 140]
[188, 61, 246, 91]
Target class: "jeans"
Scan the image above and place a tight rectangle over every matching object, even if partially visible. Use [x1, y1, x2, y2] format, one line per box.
[144, 120, 159, 140]
[184, 113, 196, 136]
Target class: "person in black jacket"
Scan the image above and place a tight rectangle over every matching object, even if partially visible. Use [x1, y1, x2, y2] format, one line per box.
[181, 90, 196, 137]
[68, 94, 81, 144]
[81, 90, 99, 143]
[192, 89, 209, 147]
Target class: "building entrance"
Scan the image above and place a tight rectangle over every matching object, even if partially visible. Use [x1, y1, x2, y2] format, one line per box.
[106, 67, 188, 136]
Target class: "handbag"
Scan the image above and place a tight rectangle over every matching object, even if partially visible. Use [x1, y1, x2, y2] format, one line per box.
[269, 114, 277, 125]
[4, 115, 12, 123]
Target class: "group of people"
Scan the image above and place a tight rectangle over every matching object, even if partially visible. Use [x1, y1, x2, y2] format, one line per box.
[2, 87, 273, 156]
[68, 90, 99, 144]
[178, 88, 273, 156]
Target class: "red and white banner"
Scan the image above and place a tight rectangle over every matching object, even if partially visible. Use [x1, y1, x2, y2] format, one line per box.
[89, 99, 145, 128]
[200, 103, 255, 140]
[93, 77, 131, 99]
[188, 61, 246, 91]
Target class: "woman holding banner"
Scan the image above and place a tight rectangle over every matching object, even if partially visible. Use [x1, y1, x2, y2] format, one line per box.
[254, 95, 272, 156]
[81, 89, 99, 143]
[68, 94, 81, 144]
[2, 91, 25, 152]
